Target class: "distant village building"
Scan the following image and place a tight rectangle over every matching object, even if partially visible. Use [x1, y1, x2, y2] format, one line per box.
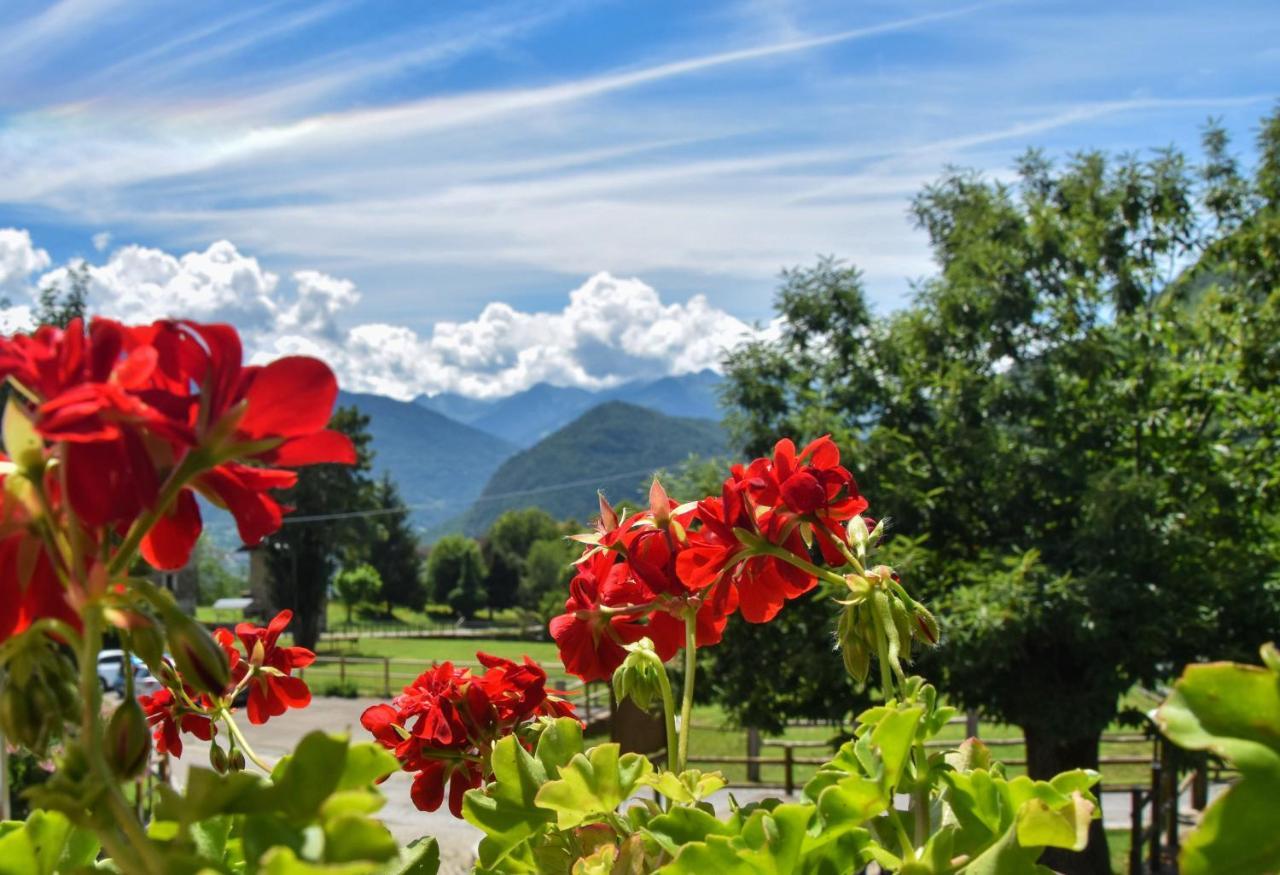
[152, 561, 198, 615]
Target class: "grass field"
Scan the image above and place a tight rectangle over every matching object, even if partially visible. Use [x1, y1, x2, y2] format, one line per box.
[292, 634, 1158, 796]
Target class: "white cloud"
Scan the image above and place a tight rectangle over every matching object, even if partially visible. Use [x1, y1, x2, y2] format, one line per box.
[0, 228, 52, 297]
[18, 233, 759, 400]
[92, 231, 112, 252]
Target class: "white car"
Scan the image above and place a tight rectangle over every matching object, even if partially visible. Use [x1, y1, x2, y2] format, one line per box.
[97, 650, 164, 697]
[96, 649, 130, 691]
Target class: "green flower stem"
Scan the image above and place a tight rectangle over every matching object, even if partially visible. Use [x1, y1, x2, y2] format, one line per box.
[78, 608, 166, 875]
[912, 742, 929, 847]
[765, 545, 849, 589]
[888, 806, 917, 863]
[675, 613, 697, 775]
[222, 711, 273, 773]
[654, 655, 679, 779]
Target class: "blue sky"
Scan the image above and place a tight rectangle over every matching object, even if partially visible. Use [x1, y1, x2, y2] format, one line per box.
[1, 0, 1277, 397]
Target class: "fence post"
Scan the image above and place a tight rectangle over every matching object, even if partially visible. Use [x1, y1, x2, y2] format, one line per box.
[339, 654, 346, 685]
[1129, 788, 1143, 875]
[1191, 761, 1208, 811]
[1148, 745, 1162, 871]
[965, 709, 979, 739]
[783, 744, 795, 797]
[383, 658, 391, 696]
[583, 682, 592, 724]
[746, 727, 761, 783]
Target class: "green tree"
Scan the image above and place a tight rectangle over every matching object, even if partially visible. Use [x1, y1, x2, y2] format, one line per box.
[368, 474, 425, 614]
[518, 537, 576, 617]
[483, 508, 562, 613]
[723, 117, 1280, 873]
[262, 407, 376, 650]
[426, 535, 488, 619]
[35, 261, 90, 328]
[194, 535, 242, 605]
[334, 563, 381, 624]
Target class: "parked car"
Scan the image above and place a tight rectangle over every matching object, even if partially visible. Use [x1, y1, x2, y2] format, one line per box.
[96, 649, 129, 691]
[115, 660, 164, 698]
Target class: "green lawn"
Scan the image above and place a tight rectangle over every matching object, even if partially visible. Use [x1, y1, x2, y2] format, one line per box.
[295, 634, 1157, 796]
[197, 601, 526, 630]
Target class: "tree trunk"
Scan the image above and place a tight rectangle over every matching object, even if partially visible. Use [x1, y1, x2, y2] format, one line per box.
[294, 601, 323, 651]
[1023, 725, 1111, 875]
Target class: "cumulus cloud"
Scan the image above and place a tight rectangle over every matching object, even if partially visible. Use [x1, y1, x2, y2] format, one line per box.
[11, 232, 760, 400]
[0, 228, 51, 297]
[92, 231, 112, 252]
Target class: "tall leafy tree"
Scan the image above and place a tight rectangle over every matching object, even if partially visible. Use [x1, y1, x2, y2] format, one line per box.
[35, 261, 90, 329]
[723, 117, 1280, 873]
[262, 407, 375, 650]
[334, 563, 382, 624]
[368, 474, 425, 613]
[482, 508, 562, 612]
[426, 535, 488, 618]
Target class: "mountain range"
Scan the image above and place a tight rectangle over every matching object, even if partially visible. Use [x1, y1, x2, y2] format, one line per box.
[459, 400, 728, 534]
[330, 371, 728, 537]
[415, 369, 722, 447]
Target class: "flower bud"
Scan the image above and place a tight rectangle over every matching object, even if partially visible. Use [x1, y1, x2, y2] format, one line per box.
[209, 739, 228, 773]
[612, 638, 666, 712]
[166, 611, 230, 697]
[106, 698, 151, 780]
[912, 603, 940, 646]
[229, 749, 246, 772]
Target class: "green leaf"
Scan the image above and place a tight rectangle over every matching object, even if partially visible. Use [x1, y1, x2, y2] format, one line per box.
[870, 705, 924, 788]
[273, 732, 350, 821]
[321, 790, 386, 820]
[323, 815, 398, 864]
[534, 716, 585, 776]
[960, 822, 1050, 875]
[336, 743, 400, 792]
[0, 811, 100, 875]
[644, 806, 738, 857]
[189, 815, 232, 863]
[463, 735, 554, 867]
[815, 773, 886, 827]
[1156, 655, 1280, 875]
[155, 766, 272, 825]
[657, 803, 815, 874]
[643, 769, 726, 804]
[1015, 792, 1094, 852]
[534, 744, 653, 829]
[258, 846, 379, 874]
[386, 837, 440, 875]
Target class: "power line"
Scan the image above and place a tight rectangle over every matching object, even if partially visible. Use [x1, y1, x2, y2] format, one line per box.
[280, 460, 692, 525]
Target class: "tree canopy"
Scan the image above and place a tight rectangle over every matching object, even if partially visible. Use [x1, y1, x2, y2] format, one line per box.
[721, 115, 1280, 872]
[262, 406, 376, 649]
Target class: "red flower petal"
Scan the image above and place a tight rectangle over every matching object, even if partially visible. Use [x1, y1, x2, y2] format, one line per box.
[238, 356, 338, 439]
[140, 489, 202, 570]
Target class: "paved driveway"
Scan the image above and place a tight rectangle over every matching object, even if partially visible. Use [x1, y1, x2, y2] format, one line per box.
[165, 695, 482, 874]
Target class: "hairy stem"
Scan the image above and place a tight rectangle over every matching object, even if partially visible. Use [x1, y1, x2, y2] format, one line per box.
[79, 608, 166, 875]
[223, 711, 273, 773]
[655, 656, 679, 778]
[675, 613, 697, 774]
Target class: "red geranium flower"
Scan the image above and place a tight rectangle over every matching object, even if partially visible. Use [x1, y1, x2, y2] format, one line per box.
[742, 436, 868, 564]
[549, 550, 656, 682]
[677, 477, 816, 623]
[139, 685, 215, 757]
[362, 652, 575, 817]
[225, 610, 314, 725]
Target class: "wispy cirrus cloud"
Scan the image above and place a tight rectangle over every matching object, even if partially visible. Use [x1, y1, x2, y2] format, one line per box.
[2, 0, 1277, 338]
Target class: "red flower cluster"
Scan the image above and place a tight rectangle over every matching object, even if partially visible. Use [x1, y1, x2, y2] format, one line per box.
[138, 610, 314, 758]
[215, 609, 315, 725]
[551, 437, 868, 682]
[138, 684, 216, 758]
[0, 317, 354, 643]
[361, 653, 575, 817]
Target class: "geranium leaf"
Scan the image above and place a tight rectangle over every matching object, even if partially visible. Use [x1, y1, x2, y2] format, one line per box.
[534, 744, 653, 829]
